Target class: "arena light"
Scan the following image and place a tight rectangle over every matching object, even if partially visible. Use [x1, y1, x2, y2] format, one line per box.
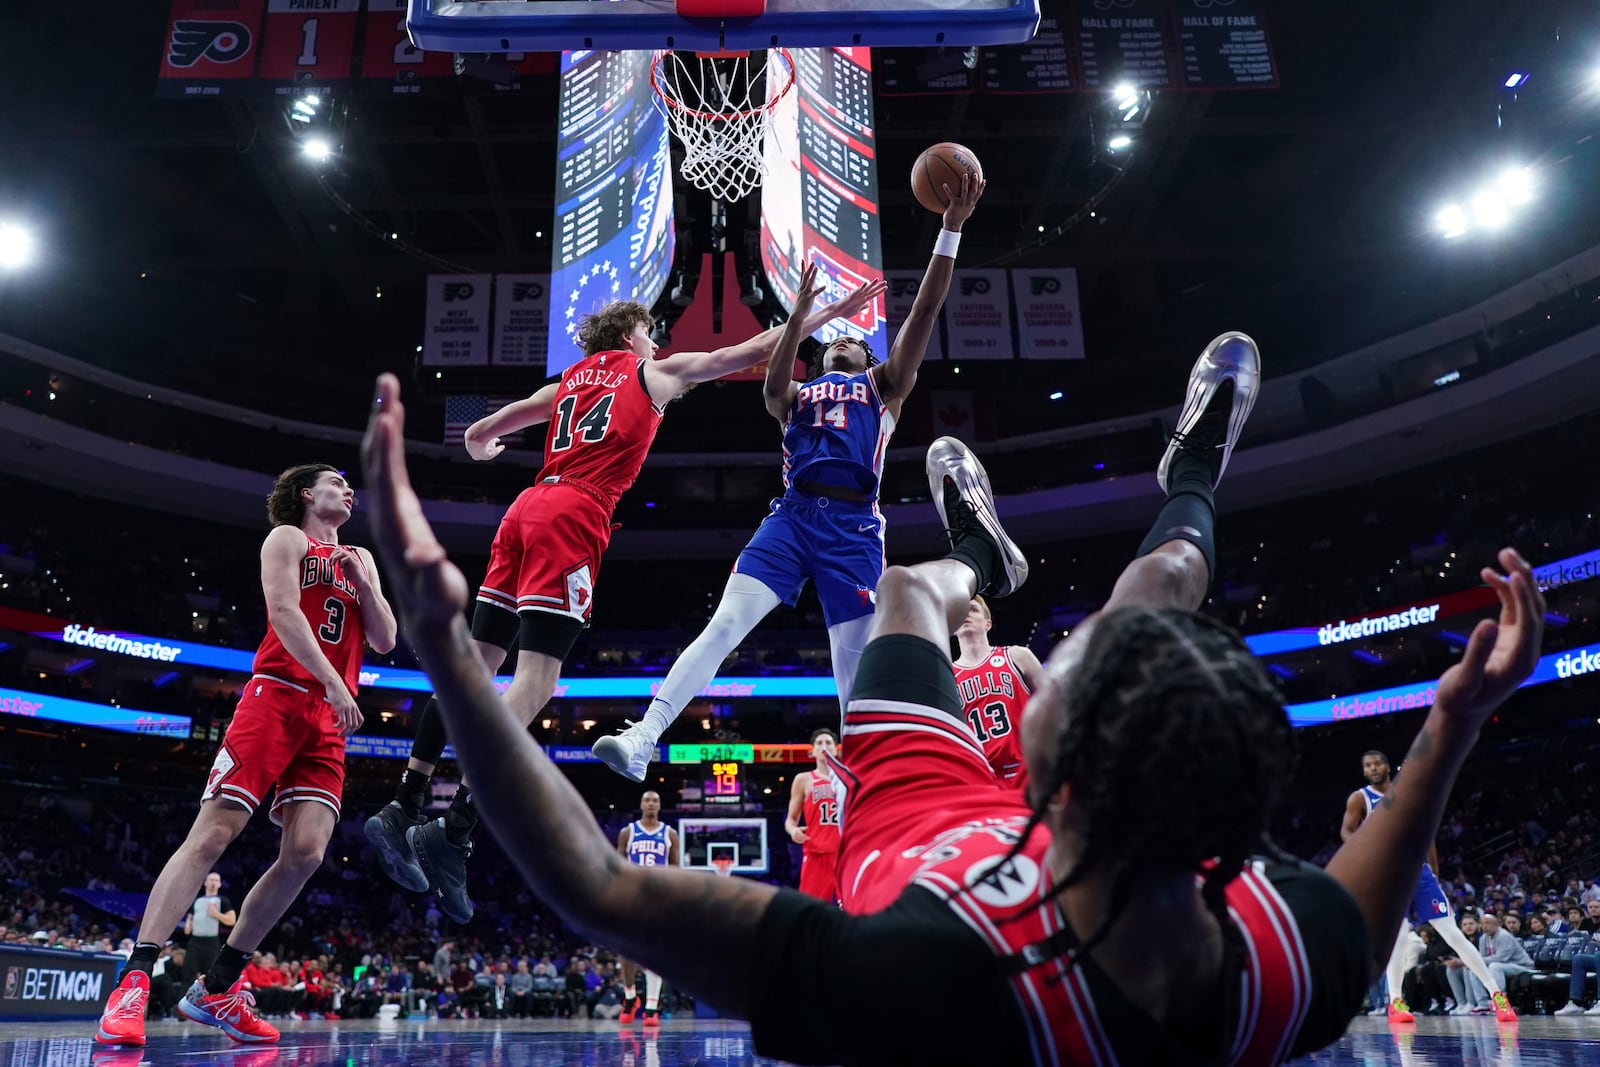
[1470, 189, 1511, 230]
[1434, 203, 1469, 238]
[0, 220, 35, 270]
[1496, 165, 1534, 206]
[302, 137, 333, 163]
[290, 96, 320, 123]
[1112, 82, 1138, 109]
[1504, 71, 1529, 89]
[1107, 134, 1133, 151]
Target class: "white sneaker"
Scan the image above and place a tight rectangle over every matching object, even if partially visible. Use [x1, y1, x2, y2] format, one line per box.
[1156, 331, 1261, 493]
[592, 721, 655, 783]
[1554, 1001, 1586, 1015]
[1367, 1005, 1389, 1017]
[1449, 1005, 1475, 1016]
[926, 436, 1028, 598]
[1585, 1001, 1600, 1015]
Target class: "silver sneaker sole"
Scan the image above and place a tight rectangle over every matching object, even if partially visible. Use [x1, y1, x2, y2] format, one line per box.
[1156, 331, 1260, 493]
[926, 436, 1028, 597]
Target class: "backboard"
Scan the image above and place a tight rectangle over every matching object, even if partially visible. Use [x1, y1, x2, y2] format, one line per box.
[406, 0, 1042, 55]
[679, 817, 770, 875]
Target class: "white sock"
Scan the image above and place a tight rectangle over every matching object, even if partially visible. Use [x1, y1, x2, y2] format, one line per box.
[644, 970, 663, 1011]
[1385, 925, 1411, 1004]
[1427, 914, 1501, 995]
[643, 574, 780, 737]
[623, 984, 635, 1000]
[827, 614, 874, 722]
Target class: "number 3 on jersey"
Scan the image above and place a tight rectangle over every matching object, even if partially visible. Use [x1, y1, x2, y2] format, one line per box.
[551, 393, 615, 452]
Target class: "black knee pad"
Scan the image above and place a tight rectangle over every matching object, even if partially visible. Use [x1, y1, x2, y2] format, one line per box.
[469, 602, 521, 653]
[851, 634, 963, 717]
[518, 611, 584, 661]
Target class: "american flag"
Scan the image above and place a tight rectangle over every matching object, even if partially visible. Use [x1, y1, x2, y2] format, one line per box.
[444, 395, 524, 447]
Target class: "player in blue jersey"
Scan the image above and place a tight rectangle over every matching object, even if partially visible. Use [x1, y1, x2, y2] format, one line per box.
[1342, 749, 1516, 1022]
[615, 790, 678, 1027]
[595, 178, 985, 782]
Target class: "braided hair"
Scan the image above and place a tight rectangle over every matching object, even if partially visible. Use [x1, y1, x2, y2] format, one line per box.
[805, 336, 877, 379]
[984, 607, 1296, 964]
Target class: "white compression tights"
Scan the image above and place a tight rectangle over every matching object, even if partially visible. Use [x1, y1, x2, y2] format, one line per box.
[826, 613, 875, 724]
[642, 573, 781, 735]
[1386, 912, 1502, 1004]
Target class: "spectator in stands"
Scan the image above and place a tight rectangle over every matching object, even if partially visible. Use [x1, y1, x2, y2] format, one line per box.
[482, 971, 512, 1019]
[1582, 900, 1600, 934]
[148, 946, 185, 1019]
[432, 939, 453, 977]
[1477, 913, 1535, 993]
[532, 954, 556, 979]
[383, 961, 412, 1011]
[1503, 913, 1523, 937]
[509, 959, 534, 1017]
[1445, 913, 1492, 1015]
[345, 967, 383, 1019]
[562, 959, 587, 1019]
[1546, 905, 1572, 935]
[1402, 926, 1455, 1015]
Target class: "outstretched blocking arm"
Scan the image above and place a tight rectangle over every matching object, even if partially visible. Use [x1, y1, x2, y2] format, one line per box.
[873, 175, 985, 407]
[764, 262, 826, 421]
[463, 383, 559, 461]
[362, 374, 782, 1017]
[1323, 549, 1543, 976]
[648, 277, 887, 406]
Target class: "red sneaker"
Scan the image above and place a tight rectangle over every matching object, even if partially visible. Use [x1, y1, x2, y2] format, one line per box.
[95, 971, 149, 1046]
[1492, 990, 1518, 1022]
[1387, 997, 1416, 1024]
[178, 978, 280, 1044]
[619, 992, 640, 1024]
[642, 1009, 660, 1029]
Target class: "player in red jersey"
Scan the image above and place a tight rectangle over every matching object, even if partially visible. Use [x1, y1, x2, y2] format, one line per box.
[360, 341, 1544, 1066]
[952, 595, 1042, 788]
[96, 464, 396, 1047]
[365, 287, 879, 923]
[784, 728, 842, 903]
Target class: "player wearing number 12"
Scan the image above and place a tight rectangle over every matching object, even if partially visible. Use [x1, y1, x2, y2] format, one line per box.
[953, 595, 1042, 789]
[596, 179, 984, 784]
[97, 465, 397, 1047]
[365, 291, 880, 924]
[784, 728, 842, 904]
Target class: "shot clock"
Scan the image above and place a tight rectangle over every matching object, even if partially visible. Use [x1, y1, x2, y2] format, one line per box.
[700, 760, 744, 806]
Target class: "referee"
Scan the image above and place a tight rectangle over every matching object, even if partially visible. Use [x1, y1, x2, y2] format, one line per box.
[181, 872, 236, 985]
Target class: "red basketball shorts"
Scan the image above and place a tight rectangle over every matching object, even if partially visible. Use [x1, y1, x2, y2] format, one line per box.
[201, 676, 346, 826]
[478, 481, 611, 623]
[828, 697, 1031, 914]
[797, 849, 840, 904]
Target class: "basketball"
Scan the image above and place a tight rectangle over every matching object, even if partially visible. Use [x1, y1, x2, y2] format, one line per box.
[911, 142, 984, 213]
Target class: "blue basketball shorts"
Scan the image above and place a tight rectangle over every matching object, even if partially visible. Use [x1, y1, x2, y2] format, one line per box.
[733, 491, 885, 627]
[1408, 864, 1452, 925]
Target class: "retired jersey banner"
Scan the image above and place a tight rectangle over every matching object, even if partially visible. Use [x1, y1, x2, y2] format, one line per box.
[1012, 268, 1086, 359]
[492, 274, 551, 367]
[945, 270, 1013, 361]
[422, 275, 492, 366]
[360, 0, 454, 96]
[156, 0, 267, 98]
[256, 0, 359, 95]
[884, 270, 944, 361]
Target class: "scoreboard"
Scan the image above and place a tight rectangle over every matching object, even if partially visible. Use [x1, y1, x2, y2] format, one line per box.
[700, 761, 745, 806]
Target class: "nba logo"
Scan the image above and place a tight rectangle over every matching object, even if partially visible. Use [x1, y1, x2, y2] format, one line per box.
[4, 967, 18, 1000]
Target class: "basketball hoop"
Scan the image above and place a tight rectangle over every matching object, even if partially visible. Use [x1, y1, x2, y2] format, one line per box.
[711, 857, 737, 877]
[650, 48, 795, 203]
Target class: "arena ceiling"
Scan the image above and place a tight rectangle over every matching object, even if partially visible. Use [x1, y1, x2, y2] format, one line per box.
[1, 0, 1595, 444]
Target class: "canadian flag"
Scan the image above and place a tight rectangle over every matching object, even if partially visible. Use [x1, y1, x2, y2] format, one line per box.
[930, 390, 975, 439]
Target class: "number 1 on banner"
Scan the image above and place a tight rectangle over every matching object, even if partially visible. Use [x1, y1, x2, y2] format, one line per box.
[298, 18, 319, 64]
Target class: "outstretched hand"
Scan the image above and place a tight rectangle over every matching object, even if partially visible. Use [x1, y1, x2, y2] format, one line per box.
[941, 172, 987, 232]
[1434, 547, 1544, 730]
[792, 260, 825, 318]
[361, 374, 471, 630]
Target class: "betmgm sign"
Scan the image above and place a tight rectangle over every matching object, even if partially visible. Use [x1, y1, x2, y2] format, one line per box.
[1, 945, 122, 1020]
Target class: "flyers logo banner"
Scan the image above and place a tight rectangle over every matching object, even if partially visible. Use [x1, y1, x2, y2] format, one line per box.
[168, 21, 252, 67]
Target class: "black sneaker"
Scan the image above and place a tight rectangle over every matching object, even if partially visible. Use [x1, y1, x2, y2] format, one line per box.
[1156, 331, 1260, 493]
[408, 818, 475, 923]
[926, 436, 1028, 598]
[364, 800, 428, 893]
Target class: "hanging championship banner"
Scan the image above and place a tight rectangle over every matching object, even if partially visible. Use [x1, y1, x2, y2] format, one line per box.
[981, 14, 1072, 94]
[256, 0, 359, 96]
[360, 0, 454, 97]
[1012, 268, 1086, 359]
[884, 270, 944, 361]
[156, 0, 267, 99]
[492, 274, 551, 367]
[422, 275, 492, 366]
[945, 270, 1013, 360]
[876, 49, 975, 97]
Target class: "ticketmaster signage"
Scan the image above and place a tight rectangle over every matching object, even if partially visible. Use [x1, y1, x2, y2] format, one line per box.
[0, 944, 121, 1020]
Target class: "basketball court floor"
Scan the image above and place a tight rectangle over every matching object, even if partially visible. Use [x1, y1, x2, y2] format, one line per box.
[2, 1017, 1598, 1066]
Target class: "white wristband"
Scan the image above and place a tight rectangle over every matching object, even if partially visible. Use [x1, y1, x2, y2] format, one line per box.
[933, 228, 961, 259]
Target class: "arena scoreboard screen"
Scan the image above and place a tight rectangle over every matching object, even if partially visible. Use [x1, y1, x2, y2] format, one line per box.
[547, 48, 676, 375]
[760, 47, 887, 354]
[700, 760, 745, 806]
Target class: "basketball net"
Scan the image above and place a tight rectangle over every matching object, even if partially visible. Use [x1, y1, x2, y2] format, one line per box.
[650, 48, 795, 202]
[711, 857, 736, 877]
